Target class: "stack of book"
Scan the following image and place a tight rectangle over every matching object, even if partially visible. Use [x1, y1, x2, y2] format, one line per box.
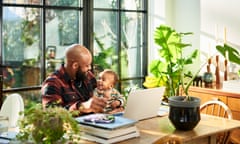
[75, 113, 140, 144]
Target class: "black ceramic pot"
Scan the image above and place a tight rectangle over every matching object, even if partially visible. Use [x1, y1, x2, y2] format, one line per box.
[168, 96, 201, 131]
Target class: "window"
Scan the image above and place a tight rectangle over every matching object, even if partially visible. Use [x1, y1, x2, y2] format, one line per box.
[0, 0, 147, 106]
[93, 0, 147, 93]
[1, 0, 84, 106]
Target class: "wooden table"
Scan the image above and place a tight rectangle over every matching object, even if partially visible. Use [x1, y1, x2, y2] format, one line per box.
[77, 114, 240, 144]
[118, 114, 240, 144]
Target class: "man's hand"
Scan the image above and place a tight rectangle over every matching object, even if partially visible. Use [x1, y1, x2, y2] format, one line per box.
[90, 96, 107, 113]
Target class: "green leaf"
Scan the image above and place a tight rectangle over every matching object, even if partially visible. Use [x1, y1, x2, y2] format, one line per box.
[145, 24, 198, 98]
[216, 44, 240, 65]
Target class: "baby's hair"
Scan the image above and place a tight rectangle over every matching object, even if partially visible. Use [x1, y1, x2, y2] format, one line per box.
[102, 69, 119, 86]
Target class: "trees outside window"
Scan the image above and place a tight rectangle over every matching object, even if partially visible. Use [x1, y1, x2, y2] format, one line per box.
[0, 0, 147, 106]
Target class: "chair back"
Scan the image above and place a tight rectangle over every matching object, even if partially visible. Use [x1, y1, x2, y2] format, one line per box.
[0, 93, 24, 128]
[200, 100, 232, 119]
[200, 100, 232, 144]
[153, 135, 182, 144]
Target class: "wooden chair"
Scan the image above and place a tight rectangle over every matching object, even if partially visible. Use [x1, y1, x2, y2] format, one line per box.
[153, 135, 182, 144]
[200, 100, 233, 144]
[200, 100, 232, 119]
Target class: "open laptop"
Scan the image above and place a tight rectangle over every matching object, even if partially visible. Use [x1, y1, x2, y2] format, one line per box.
[123, 87, 165, 121]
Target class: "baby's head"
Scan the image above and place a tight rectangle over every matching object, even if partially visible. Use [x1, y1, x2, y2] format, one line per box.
[97, 69, 119, 90]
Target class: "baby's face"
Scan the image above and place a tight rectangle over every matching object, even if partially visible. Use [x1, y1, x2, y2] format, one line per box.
[97, 73, 114, 90]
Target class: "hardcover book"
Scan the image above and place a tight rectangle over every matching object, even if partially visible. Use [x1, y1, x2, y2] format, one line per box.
[79, 124, 138, 139]
[75, 113, 137, 130]
[80, 130, 140, 144]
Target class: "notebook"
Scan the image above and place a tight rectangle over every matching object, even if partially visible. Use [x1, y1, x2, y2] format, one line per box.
[123, 87, 165, 121]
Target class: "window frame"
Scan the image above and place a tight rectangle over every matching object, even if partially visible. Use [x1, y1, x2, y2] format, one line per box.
[0, 0, 148, 106]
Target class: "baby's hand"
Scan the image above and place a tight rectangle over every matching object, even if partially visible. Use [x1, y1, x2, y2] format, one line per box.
[111, 100, 121, 108]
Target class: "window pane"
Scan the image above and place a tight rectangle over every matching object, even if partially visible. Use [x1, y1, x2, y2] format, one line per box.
[94, 0, 118, 9]
[45, 9, 82, 75]
[46, 0, 81, 6]
[3, 7, 41, 88]
[93, 11, 118, 74]
[121, 0, 144, 10]
[121, 12, 144, 78]
[3, 0, 41, 4]
[121, 79, 144, 96]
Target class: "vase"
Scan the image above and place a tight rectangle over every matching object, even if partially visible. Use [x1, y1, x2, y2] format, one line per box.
[168, 96, 201, 131]
[203, 72, 213, 84]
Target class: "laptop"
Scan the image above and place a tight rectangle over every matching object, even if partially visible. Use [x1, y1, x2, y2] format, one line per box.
[123, 87, 165, 121]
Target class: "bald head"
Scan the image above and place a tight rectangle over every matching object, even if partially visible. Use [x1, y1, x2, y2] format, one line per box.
[64, 44, 93, 80]
[65, 44, 91, 62]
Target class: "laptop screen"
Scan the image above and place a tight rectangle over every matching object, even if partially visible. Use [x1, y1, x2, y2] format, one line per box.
[123, 87, 165, 121]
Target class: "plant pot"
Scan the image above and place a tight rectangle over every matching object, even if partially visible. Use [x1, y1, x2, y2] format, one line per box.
[168, 96, 201, 131]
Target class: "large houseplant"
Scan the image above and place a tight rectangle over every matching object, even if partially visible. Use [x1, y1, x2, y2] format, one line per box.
[143, 24, 201, 130]
[143, 24, 199, 99]
[16, 104, 81, 144]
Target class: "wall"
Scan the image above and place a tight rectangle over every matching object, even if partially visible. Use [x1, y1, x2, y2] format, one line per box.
[148, 0, 200, 73]
[200, 0, 240, 74]
[148, 0, 240, 77]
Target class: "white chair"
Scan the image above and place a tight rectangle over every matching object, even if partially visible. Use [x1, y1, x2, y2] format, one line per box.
[0, 93, 24, 128]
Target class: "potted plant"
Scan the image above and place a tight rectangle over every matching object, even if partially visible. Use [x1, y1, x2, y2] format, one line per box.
[143, 24, 201, 130]
[16, 104, 81, 144]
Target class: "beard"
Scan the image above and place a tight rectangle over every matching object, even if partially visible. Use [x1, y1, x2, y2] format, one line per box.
[76, 67, 87, 81]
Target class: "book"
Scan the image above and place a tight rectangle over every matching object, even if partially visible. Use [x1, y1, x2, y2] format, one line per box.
[79, 124, 138, 139]
[80, 130, 140, 144]
[75, 113, 137, 130]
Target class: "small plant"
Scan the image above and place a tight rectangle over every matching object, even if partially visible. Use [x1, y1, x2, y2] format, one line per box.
[16, 104, 81, 144]
[143, 25, 199, 99]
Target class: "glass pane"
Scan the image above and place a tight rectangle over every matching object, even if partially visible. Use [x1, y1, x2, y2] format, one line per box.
[94, 0, 118, 9]
[121, 12, 144, 78]
[93, 11, 118, 75]
[121, 0, 144, 10]
[121, 79, 144, 97]
[3, 0, 41, 4]
[3, 7, 41, 88]
[46, 0, 81, 6]
[45, 9, 81, 76]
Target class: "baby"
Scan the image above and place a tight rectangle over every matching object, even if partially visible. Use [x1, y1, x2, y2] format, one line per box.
[95, 69, 125, 114]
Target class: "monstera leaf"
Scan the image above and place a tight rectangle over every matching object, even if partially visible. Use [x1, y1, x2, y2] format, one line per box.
[216, 44, 240, 65]
[144, 25, 199, 97]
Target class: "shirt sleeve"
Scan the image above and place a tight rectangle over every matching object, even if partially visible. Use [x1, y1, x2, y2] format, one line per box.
[112, 88, 126, 107]
[41, 77, 79, 110]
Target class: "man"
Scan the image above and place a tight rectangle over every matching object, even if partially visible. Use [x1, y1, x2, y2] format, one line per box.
[41, 44, 107, 115]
